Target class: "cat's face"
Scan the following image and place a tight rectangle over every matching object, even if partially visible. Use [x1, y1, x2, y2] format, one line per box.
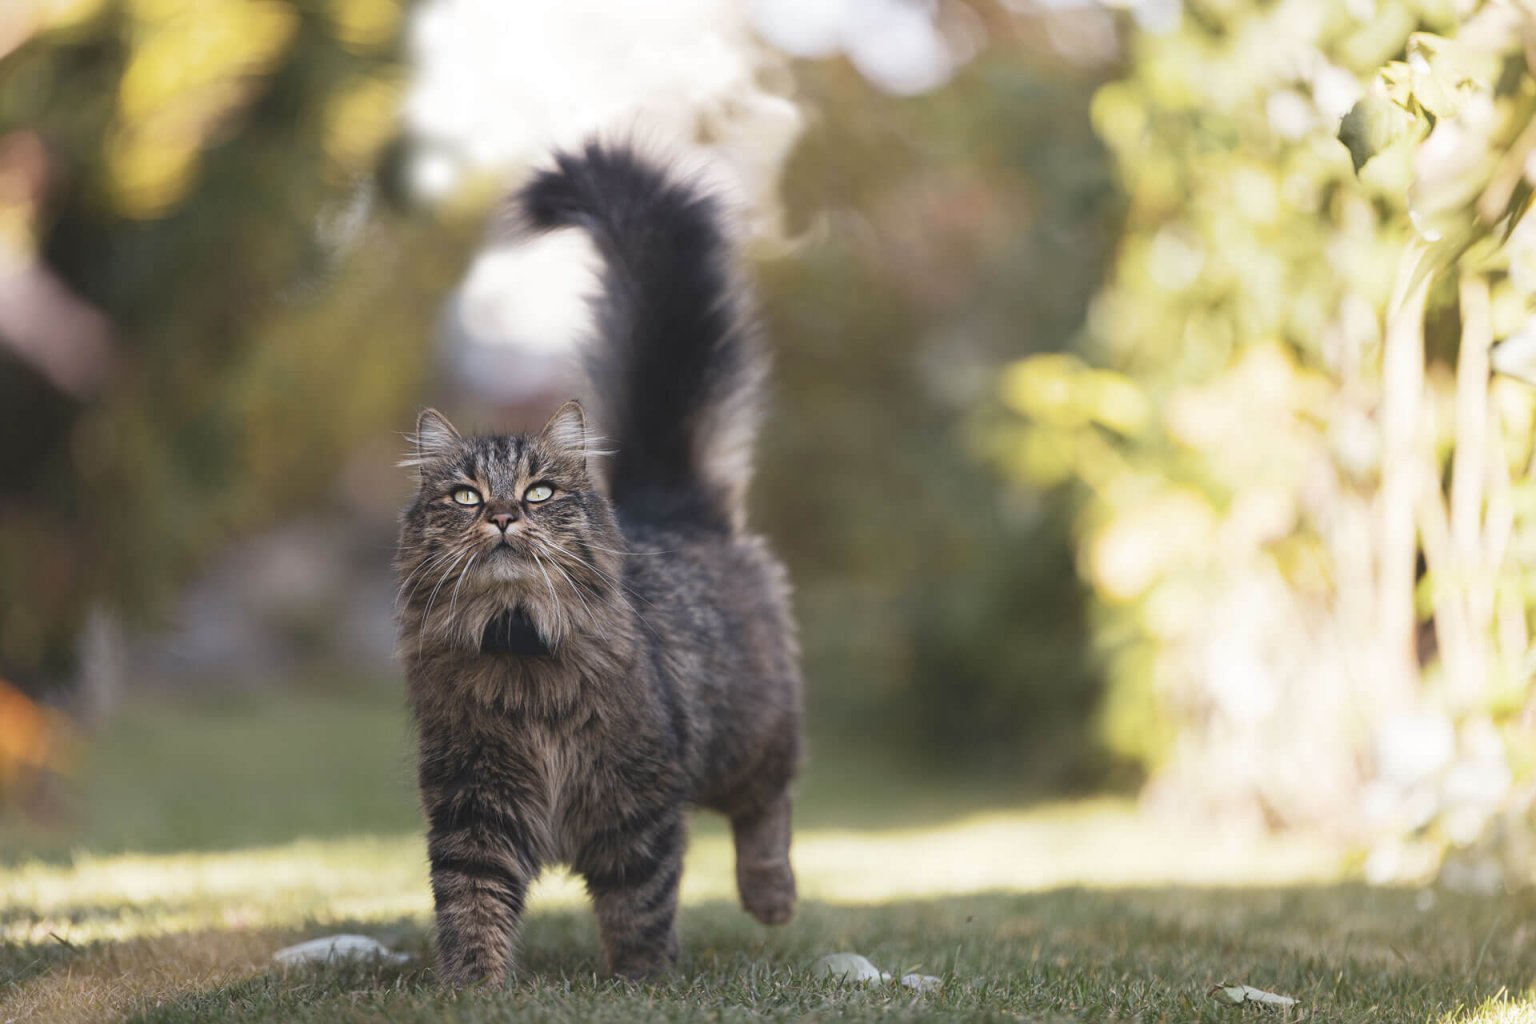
[397, 402, 620, 645]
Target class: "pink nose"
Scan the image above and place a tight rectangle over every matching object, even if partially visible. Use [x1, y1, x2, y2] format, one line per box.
[490, 512, 518, 532]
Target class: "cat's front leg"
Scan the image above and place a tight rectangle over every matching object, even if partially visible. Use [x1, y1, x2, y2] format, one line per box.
[577, 806, 685, 979]
[421, 750, 542, 986]
[427, 831, 534, 986]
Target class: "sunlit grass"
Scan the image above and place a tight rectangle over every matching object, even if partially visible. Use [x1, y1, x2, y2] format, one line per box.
[2, 799, 1337, 948]
[1446, 993, 1536, 1024]
[2, 687, 1531, 1022]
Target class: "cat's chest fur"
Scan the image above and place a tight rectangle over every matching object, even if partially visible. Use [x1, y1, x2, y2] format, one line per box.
[503, 717, 580, 862]
[450, 656, 660, 861]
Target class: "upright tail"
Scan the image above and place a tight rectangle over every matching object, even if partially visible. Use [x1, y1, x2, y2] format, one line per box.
[512, 142, 765, 534]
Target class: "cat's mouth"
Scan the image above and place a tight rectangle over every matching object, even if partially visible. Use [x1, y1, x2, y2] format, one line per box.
[488, 534, 529, 555]
[479, 539, 538, 584]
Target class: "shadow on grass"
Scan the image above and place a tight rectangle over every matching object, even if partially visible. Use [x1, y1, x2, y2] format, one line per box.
[2, 689, 1074, 867]
[6, 886, 1535, 1023]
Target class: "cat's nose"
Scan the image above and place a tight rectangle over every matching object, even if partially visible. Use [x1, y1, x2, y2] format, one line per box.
[490, 511, 519, 532]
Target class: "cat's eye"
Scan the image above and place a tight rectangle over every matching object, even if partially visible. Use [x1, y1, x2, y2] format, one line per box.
[524, 483, 554, 503]
[451, 487, 482, 507]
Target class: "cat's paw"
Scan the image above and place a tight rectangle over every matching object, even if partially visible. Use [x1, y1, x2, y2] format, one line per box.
[738, 861, 796, 925]
[607, 948, 677, 982]
[435, 960, 511, 989]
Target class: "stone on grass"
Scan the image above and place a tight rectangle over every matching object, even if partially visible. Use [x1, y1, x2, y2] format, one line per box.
[813, 952, 889, 983]
[273, 934, 409, 967]
[812, 953, 941, 991]
[1208, 982, 1299, 1007]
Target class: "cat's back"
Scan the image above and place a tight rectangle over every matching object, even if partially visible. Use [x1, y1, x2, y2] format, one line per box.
[620, 521, 792, 687]
[621, 520, 796, 675]
[619, 520, 799, 782]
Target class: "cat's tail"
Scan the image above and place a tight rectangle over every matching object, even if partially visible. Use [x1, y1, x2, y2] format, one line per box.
[511, 141, 765, 534]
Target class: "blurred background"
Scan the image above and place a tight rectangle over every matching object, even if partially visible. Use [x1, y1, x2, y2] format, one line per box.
[3, 0, 1536, 901]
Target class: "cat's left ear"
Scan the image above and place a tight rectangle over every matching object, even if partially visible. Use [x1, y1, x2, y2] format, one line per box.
[539, 399, 587, 453]
[401, 407, 462, 471]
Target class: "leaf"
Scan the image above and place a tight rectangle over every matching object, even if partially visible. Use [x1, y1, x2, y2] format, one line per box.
[1406, 33, 1466, 119]
[1339, 95, 1415, 174]
[1378, 61, 1415, 107]
[1491, 318, 1536, 386]
[1208, 982, 1300, 1007]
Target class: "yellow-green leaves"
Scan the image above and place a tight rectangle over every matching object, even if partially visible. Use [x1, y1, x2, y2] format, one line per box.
[1000, 0, 1536, 854]
[1001, 356, 1148, 438]
[1340, 93, 1417, 173]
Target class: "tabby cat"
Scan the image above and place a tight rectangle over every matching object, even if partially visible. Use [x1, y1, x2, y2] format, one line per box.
[395, 142, 802, 985]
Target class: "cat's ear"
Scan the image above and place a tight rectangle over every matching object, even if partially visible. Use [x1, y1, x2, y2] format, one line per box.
[539, 399, 587, 453]
[402, 407, 462, 468]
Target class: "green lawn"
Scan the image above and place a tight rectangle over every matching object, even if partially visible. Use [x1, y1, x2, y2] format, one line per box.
[2, 685, 1532, 1022]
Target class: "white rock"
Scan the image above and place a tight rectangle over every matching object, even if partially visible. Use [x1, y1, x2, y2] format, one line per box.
[812, 952, 890, 983]
[811, 954, 941, 992]
[1208, 983, 1298, 1007]
[900, 973, 943, 992]
[273, 934, 409, 967]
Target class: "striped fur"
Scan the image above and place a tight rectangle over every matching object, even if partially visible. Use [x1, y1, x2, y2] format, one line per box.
[397, 145, 801, 986]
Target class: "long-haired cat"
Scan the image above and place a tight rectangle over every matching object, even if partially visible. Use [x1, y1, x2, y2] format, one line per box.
[396, 142, 802, 985]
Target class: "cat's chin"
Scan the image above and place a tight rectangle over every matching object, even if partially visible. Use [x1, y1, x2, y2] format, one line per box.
[480, 547, 536, 582]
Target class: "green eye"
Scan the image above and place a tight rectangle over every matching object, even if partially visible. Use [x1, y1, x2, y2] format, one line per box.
[451, 487, 482, 506]
[524, 483, 554, 503]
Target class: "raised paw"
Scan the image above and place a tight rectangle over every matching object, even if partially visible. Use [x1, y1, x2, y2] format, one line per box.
[737, 858, 796, 925]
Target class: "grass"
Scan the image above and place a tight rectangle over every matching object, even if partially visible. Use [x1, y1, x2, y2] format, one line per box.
[2, 684, 1533, 1022]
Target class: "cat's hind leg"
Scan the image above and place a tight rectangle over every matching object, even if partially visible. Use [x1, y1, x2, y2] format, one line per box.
[731, 788, 796, 926]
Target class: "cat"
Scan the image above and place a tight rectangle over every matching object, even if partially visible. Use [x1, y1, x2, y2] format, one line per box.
[395, 141, 802, 986]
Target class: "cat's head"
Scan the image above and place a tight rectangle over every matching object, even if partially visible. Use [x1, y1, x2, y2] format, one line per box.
[396, 401, 621, 651]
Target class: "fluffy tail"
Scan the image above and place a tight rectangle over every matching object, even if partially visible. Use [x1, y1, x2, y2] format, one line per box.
[513, 142, 765, 534]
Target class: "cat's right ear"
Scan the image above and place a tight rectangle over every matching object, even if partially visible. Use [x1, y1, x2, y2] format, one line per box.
[401, 407, 462, 470]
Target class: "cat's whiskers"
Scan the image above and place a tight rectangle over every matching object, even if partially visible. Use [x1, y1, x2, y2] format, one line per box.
[537, 539, 660, 643]
[539, 538, 618, 589]
[397, 546, 462, 607]
[541, 551, 598, 624]
[447, 550, 481, 640]
[580, 543, 671, 557]
[529, 537, 596, 622]
[420, 546, 474, 635]
[546, 539, 654, 611]
[402, 543, 471, 604]
[528, 549, 567, 642]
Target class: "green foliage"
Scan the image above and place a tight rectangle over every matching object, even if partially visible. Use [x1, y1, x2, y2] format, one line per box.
[1338, 94, 1415, 172]
[757, 49, 1119, 783]
[1000, 0, 1536, 869]
[0, 1, 473, 685]
[1, 5, 1121, 786]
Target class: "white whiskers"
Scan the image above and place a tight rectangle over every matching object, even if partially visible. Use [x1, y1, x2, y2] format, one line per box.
[397, 546, 464, 608]
[420, 546, 474, 635]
